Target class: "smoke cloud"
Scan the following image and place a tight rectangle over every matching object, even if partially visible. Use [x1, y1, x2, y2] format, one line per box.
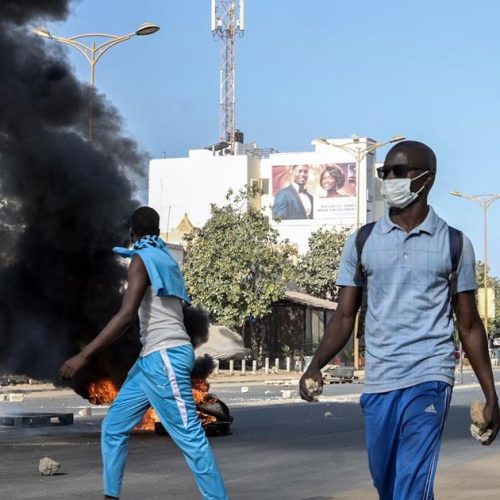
[0, 0, 147, 395]
[0, 1, 71, 24]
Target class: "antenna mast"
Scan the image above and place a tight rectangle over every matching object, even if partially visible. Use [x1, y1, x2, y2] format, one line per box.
[211, 0, 245, 144]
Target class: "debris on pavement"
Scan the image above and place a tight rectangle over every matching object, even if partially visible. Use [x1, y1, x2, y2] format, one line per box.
[39, 457, 60, 476]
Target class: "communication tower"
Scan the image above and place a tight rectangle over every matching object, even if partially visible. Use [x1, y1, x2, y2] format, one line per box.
[211, 0, 245, 145]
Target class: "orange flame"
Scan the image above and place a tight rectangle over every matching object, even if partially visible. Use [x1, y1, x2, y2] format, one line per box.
[87, 377, 218, 431]
[192, 378, 211, 404]
[134, 407, 160, 432]
[87, 379, 118, 405]
[192, 377, 217, 425]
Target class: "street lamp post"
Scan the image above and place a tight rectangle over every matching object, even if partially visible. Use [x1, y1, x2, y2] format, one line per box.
[450, 191, 500, 333]
[315, 136, 406, 228]
[32, 23, 160, 142]
[314, 135, 406, 370]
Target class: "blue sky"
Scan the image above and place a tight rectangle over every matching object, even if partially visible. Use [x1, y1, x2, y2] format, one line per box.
[44, 0, 500, 276]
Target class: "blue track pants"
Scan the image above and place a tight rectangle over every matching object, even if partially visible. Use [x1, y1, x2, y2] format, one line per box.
[360, 381, 452, 500]
[101, 344, 228, 499]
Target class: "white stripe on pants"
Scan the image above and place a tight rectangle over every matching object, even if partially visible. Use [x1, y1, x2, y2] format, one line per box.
[101, 344, 228, 499]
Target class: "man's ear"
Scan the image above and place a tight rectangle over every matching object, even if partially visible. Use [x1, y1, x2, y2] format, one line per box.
[423, 171, 435, 192]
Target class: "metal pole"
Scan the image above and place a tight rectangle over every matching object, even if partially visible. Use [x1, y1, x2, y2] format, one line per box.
[483, 202, 489, 334]
[89, 45, 96, 143]
[449, 192, 500, 335]
[313, 137, 405, 371]
[353, 148, 362, 370]
[459, 341, 463, 384]
[355, 147, 361, 229]
[32, 26, 159, 143]
[165, 205, 172, 241]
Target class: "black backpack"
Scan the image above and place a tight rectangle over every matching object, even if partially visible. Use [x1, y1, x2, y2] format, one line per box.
[353, 221, 463, 299]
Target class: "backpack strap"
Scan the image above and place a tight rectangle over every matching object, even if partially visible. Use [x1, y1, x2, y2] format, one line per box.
[354, 222, 376, 286]
[448, 225, 463, 299]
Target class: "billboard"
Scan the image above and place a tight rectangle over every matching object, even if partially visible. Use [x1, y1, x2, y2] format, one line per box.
[271, 162, 356, 222]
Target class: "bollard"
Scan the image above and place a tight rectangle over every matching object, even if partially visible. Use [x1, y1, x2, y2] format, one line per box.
[241, 359, 246, 374]
[286, 357, 291, 372]
[252, 360, 257, 374]
[214, 359, 220, 375]
[274, 358, 279, 372]
[264, 358, 269, 374]
[229, 359, 234, 375]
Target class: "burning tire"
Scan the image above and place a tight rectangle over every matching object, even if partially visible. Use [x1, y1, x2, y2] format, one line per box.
[154, 394, 233, 436]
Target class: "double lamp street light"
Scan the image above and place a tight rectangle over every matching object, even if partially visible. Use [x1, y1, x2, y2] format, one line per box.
[450, 191, 500, 334]
[32, 23, 160, 142]
[314, 135, 406, 228]
[314, 135, 406, 370]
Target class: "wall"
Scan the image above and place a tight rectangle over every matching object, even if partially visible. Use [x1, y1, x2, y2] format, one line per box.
[149, 148, 249, 235]
[148, 138, 381, 253]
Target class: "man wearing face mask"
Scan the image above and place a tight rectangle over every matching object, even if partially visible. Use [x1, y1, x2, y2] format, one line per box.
[299, 140, 500, 499]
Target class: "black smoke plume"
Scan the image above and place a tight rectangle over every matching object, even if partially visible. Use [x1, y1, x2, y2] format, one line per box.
[0, 0, 148, 396]
[183, 304, 210, 348]
[191, 354, 215, 380]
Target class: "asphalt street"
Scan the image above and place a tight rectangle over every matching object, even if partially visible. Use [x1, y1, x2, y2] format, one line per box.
[0, 371, 499, 499]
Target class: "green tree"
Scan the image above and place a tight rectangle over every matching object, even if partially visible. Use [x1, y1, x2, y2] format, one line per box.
[296, 227, 351, 301]
[183, 187, 296, 336]
[475, 261, 500, 336]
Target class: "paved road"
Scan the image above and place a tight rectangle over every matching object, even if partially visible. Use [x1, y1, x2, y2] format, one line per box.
[211, 369, 487, 407]
[1, 371, 500, 499]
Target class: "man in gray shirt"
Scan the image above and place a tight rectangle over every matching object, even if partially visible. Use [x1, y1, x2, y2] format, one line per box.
[300, 140, 499, 499]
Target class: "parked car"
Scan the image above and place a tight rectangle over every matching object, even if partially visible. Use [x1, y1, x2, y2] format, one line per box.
[491, 336, 500, 348]
[0, 374, 30, 386]
[321, 365, 354, 384]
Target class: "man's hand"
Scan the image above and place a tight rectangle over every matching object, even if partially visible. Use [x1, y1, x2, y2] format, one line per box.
[59, 353, 88, 381]
[480, 399, 500, 445]
[299, 368, 323, 402]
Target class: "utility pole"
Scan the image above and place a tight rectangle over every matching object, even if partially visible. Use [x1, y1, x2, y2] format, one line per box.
[211, 0, 245, 145]
[33, 24, 159, 142]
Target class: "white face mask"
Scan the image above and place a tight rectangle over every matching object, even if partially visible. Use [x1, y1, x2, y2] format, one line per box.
[380, 170, 429, 209]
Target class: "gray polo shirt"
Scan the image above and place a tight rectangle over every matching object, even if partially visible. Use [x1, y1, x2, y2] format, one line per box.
[337, 207, 477, 393]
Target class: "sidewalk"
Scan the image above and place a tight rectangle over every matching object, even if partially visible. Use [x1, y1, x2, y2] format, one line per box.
[0, 370, 343, 397]
[0, 374, 304, 395]
[332, 451, 500, 499]
[209, 365, 480, 384]
[2, 366, 479, 391]
[208, 368, 365, 384]
[209, 370, 301, 384]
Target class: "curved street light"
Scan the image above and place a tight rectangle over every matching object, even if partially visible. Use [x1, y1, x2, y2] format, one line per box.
[450, 191, 500, 333]
[313, 134, 405, 370]
[32, 23, 160, 142]
[313, 135, 405, 229]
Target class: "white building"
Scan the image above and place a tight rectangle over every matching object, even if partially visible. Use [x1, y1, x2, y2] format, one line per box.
[148, 137, 385, 252]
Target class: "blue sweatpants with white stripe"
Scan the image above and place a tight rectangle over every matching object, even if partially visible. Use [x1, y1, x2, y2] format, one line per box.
[101, 344, 228, 499]
[360, 381, 452, 500]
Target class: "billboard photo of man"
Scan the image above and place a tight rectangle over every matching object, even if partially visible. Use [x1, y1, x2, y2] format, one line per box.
[272, 165, 314, 220]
